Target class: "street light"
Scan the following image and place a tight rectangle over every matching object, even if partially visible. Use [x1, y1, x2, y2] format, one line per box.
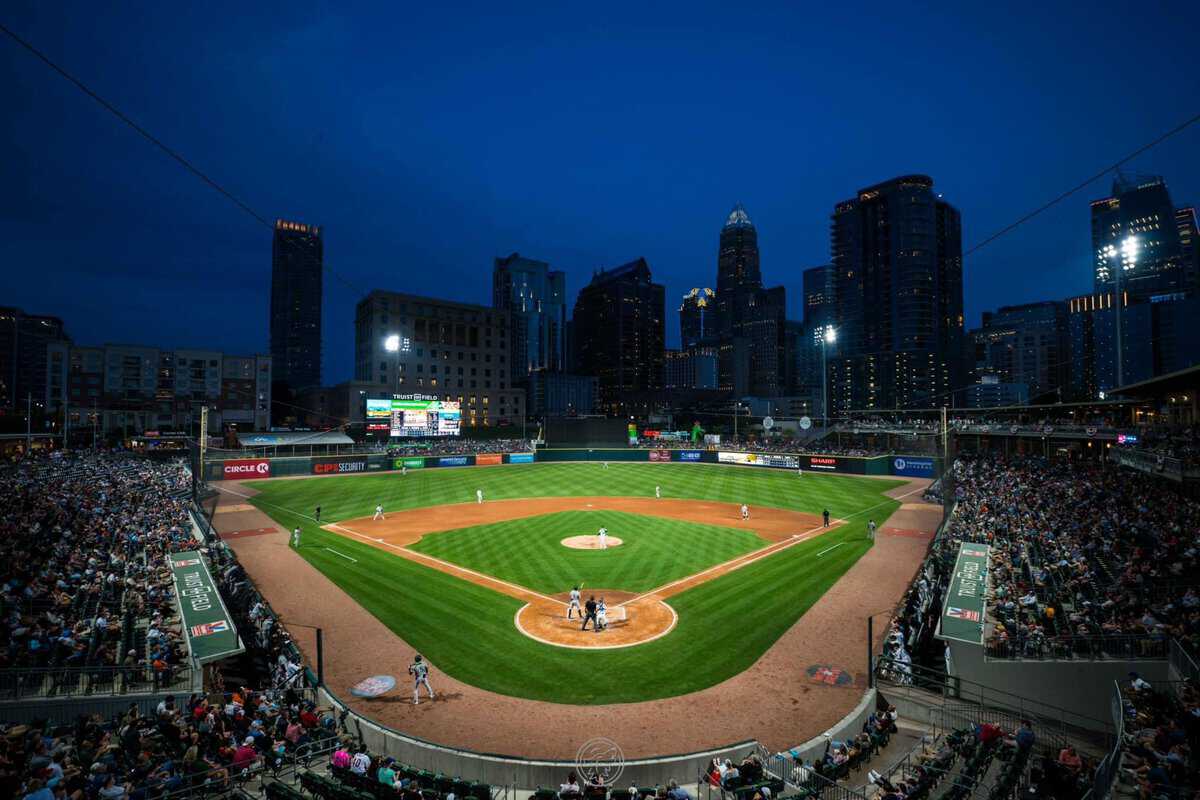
[821, 326, 836, 430]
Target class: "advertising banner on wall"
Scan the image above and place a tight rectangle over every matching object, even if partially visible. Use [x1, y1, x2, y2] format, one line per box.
[222, 458, 271, 479]
[437, 456, 470, 467]
[677, 450, 704, 462]
[648, 449, 671, 462]
[169, 551, 242, 663]
[394, 457, 425, 470]
[717, 451, 800, 469]
[891, 456, 936, 478]
[938, 542, 990, 644]
[805, 455, 841, 472]
[475, 454, 503, 466]
[312, 457, 368, 475]
[508, 453, 535, 463]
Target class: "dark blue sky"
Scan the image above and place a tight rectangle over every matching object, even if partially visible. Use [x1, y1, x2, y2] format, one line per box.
[3, 2, 1198, 384]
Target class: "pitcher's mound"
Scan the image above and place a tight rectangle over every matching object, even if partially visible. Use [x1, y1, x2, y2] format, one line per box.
[561, 535, 624, 549]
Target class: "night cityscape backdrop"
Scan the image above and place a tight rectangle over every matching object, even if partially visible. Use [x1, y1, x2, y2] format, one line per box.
[2, 2, 1199, 428]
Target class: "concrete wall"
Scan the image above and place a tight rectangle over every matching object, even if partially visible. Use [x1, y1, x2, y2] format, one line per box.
[946, 640, 1166, 731]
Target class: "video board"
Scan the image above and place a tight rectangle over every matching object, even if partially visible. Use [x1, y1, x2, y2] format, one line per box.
[365, 396, 461, 437]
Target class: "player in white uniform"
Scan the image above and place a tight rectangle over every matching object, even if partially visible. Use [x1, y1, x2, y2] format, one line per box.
[597, 598, 608, 630]
[373, 504, 385, 521]
[401, 465, 407, 477]
[655, 485, 661, 499]
[598, 527, 608, 549]
[797, 467, 803, 478]
[292, 526, 301, 547]
[476, 488, 484, 504]
[567, 586, 582, 619]
[740, 503, 749, 521]
[409, 654, 434, 704]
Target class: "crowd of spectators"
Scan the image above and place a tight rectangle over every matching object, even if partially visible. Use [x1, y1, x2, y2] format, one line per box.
[385, 439, 532, 457]
[885, 454, 1200, 666]
[1111, 674, 1200, 799]
[0, 451, 195, 678]
[1131, 425, 1200, 468]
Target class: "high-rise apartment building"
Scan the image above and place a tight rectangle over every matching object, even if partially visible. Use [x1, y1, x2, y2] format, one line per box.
[270, 219, 323, 392]
[572, 258, 665, 412]
[492, 253, 567, 381]
[828, 175, 964, 411]
[968, 301, 1068, 404]
[0, 307, 70, 411]
[354, 290, 523, 427]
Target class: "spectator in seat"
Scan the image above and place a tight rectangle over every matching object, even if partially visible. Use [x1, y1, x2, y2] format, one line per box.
[558, 772, 581, 798]
[1057, 745, 1082, 774]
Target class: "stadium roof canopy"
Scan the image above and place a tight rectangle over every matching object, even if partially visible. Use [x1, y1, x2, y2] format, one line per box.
[235, 430, 355, 447]
[1111, 364, 1200, 399]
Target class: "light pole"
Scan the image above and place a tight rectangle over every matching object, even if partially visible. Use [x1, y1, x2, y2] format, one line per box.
[821, 326, 836, 430]
[1112, 236, 1138, 389]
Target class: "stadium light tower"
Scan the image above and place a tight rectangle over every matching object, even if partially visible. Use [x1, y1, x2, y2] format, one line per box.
[384, 334, 401, 393]
[1114, 235, 1138, 388]
[821, 326, 836, 430]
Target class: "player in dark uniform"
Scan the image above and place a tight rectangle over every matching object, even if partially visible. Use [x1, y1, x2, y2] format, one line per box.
[581, 596, 599, 632]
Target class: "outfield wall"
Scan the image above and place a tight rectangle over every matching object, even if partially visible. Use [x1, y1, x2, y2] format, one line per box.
[205, 449, 939, 481]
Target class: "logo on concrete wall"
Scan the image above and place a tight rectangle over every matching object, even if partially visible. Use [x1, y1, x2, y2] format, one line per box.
[575, 737, 625, 785]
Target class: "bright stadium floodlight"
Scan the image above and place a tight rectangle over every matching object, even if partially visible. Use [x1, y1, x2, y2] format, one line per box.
[384, 334, 401, 353]
[824, 326, 837, 344]
[1121, 235, 1139, 266]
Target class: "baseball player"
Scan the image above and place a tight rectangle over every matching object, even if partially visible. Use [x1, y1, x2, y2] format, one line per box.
[314, 505, 321, 523]
[740, 503, 749, 521]
[476, 488, 484, 504]
[602, 462, 609, 470]
[868, 519, 877, 541]
[401, 465, 407, 477]
[292, 526, 301, 547]
[598, 527, 608, 549]
[567, 586, 582, 619]
[408, 654, 434, 704]
[655, 485, 661, 499]
[796, 467, 803, 478]
[596, 598, 608, 631]
[373, 504, 385, 521]
[823, 508, 831, 527]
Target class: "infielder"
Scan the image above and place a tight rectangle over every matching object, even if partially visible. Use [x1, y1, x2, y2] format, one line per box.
[567, 586, 582, 619]
[373, 504, 385, 521]
[409, 654, 434, 704]
[741, 503, 749, 521]
[868, 519, 877, 541]
[476, 488, 484, 504]
[655, 485, 661, 499]
[314, 505, 321, 523]
[596, 598, 608, 631]
[598, 527, 608, 549]
[292, 526, 301, 547]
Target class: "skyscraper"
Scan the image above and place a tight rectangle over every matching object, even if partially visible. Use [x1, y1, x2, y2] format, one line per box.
[492, 253, 567, 381]
[1092, 175, 1192, 301]
[572, 258, 665, 412]
[711, 204, 786, 396]
[969, 301, 1068, 404]
[0, 307, 70, 412]
[269, 219, 323, 394]
[828, 175, 964, 411]
[679, 288, 715, 348]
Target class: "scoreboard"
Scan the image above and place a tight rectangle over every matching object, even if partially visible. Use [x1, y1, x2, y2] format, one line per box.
[365, 396, 461, 437]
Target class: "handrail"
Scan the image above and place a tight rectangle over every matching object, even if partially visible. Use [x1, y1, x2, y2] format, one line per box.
[0, 664, 195, 700]
[984, 633, 1169, 662]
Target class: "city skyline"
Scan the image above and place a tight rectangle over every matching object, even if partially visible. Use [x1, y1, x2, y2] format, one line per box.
[2, 3, 1199, 386]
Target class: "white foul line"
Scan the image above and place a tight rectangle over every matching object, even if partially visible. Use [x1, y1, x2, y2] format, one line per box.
[323, 547, 358, 562]
[816, 542, 845, 557]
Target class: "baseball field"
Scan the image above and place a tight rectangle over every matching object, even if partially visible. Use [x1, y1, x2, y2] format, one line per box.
[239, 461, 912, 705]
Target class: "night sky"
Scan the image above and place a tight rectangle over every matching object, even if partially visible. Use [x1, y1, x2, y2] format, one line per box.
[3, 2, 1199, 384]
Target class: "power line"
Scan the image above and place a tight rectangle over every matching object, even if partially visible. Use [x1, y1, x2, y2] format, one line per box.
[965, 110, 1200, 256]
[0, 20, 367, 298]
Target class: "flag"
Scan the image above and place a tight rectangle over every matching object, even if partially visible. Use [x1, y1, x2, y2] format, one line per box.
[173, 558, 201, 568]
[946, 607, 980, 622]
[190, 620, 230, 637]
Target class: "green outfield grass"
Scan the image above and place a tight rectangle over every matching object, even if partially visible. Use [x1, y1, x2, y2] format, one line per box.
[244, 462, 909, 704]
[407, 510, 766, 594]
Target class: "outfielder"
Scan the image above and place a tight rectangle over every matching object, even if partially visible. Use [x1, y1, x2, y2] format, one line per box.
[409, 654, 434, 704]
[741, 503, 749, 521]
[476, 488, 484, 504]
[401, 465, 407, 477]
[598, 527, 608, 549]
[655, 485, 661, 499]
[292, 526, 301, 547]
[567, 586, 582, 619]
[314, 505, 321, 523]
[373, 504, 385, 521]
[797, 467, 803, 478]
[596, 598, 608, 631]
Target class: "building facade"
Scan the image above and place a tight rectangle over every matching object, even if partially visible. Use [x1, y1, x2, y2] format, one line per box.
[828, 175, 964, 411]
[270, 219, 323, 392]
[664, 347, 718, 390]
[968, 301, 1068, 404]
[45, 343, 270, 436]
[526, 369, 598, 416]
[354, 290, 524, 427]
[679, 288, 715, 348]
[492, 253, 567, 381]
[572, 258, 665, 413]
[0, 307, 70, 412]
[1092, 176, 1194, 302]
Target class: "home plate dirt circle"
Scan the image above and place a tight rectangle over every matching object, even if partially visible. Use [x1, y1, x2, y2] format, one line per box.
[515, 590, 677, 649]
[561, 534, 624, 549]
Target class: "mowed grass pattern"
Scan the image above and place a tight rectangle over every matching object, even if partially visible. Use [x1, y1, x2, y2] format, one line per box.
[244, 463, 907, 703]
[408, 510, 766, 594]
